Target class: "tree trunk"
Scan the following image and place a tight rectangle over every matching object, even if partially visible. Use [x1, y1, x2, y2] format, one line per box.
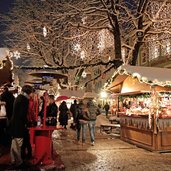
[113, 16, 122, 60]
[131, 0, 149, 65]
[131, 41, 143, 65]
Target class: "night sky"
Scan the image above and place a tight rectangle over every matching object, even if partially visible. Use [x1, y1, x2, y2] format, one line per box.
[0, 0, 15, 47]
[0, 0, 14, 13]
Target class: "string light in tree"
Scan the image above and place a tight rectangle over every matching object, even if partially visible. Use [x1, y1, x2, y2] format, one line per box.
[10, 50, 21, 59]
[27, 43, 31, 51]
[80, 50, 85, 60]
[73, 43, 81, 52]
[43, 26, 47, 37]
[81, 71, 87, 78]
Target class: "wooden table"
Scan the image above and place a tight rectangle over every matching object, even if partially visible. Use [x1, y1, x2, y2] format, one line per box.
[100, 123, 120, 133]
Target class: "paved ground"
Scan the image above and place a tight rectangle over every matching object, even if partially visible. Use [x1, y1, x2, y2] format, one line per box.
[1, 115, 171, 171]
[53, 115, 171, 171]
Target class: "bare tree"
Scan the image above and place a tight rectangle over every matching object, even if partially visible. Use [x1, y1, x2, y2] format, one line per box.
[0, 0, 171, 88]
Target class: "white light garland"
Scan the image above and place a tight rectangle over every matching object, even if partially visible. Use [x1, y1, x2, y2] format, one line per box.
[104, 65, 171, 89]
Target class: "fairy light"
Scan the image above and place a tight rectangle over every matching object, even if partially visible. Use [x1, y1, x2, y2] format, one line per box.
[166, 42, 170, 53]
[43, 26, 47, 37]
[82, 16, 87, 24]
[132, 73, 141, 79]
[122, 48, 126, 64]
[27, 43, 31, 51]
[97, 29, 114, 53]
[73, 43, 80, 52]
[80, 50, 85, 60]
[13, 50, 21, 59]
[81, 71, 87, 78]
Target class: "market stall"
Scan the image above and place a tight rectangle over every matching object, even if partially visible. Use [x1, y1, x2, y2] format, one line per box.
[104, 65, 171, 152]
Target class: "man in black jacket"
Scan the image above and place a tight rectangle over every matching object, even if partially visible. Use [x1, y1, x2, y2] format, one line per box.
[46, 95, 58, 126]
[9, 85, 34, 168]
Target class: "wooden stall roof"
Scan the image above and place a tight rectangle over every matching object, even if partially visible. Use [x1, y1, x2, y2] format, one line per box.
[105, 65, 171, 94]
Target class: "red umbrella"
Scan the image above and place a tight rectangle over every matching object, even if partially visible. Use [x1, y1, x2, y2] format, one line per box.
[56, 95, 70, 102]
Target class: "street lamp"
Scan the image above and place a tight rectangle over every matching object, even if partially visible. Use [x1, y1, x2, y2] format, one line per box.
[100, 91, 107, 98]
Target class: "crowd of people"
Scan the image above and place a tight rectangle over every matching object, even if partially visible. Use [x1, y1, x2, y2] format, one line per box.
[0, 84, 103, 169]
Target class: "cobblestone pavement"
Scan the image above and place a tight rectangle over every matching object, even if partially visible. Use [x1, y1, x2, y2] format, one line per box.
[52, 115, 171, 171]
[1, 115, 171, 171]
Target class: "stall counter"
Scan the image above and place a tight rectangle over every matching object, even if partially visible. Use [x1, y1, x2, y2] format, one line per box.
[119, 113, 171, 152]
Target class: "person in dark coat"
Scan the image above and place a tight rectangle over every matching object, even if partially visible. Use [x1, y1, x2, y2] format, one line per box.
[70, 99, 79, 130]
[8, 85, 34, 168]
[59, 101, 69, 129]
[103, 102, 110, 118]
[0, 86, 15, 145]
[46, 95, 58, 126]
[21, 90, 36, 160]
[0, 86, 15, 120]
[70, 100, 78, 123]
[75, 100, 90, 145]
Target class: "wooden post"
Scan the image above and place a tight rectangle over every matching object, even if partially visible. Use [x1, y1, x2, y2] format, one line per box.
[151, 86, 158, 134]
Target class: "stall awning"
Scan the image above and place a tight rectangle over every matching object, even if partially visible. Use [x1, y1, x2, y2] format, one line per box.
[105, 65, 171, 94]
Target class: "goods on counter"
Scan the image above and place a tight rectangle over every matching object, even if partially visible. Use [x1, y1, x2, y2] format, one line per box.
[120, 93, 171, 118]
[126, 107, 149, 116]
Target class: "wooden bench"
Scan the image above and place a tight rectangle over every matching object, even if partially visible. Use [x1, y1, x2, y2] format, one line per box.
[100, 123, 120, 133]
[109, 116, 120, 124]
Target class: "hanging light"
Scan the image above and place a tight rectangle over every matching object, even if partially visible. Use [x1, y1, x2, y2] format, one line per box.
[80, 50, 85, 60]
[73, 43, 80, 52]
[13, 51, 21, 59]
[108, 56, 111, 61]
[27, 43, 31, 51]
[82, 71, 87, 78]
[43, 26, 47, 37]
[100, 91, 107, 98]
